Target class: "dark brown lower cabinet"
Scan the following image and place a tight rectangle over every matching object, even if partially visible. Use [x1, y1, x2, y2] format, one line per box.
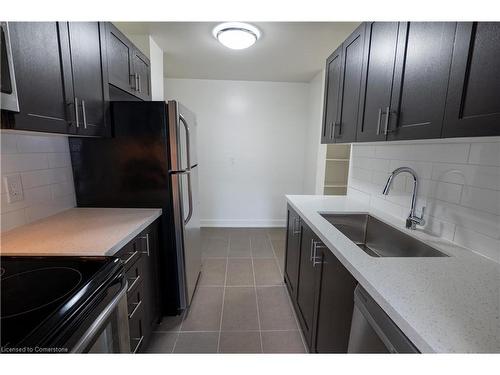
[284, 206, 301, 299]
[284, 206, 358, 353]
[115, 219, 161, 353]
[312, 246, 358, 353]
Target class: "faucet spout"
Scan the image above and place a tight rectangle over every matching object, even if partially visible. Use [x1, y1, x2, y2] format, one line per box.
[382, 167, 425, 230]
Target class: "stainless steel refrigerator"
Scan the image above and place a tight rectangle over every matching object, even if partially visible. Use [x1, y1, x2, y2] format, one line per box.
[69, 100, 201, 314]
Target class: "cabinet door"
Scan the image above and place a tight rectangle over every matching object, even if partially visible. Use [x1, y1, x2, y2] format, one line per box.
[284, 207, 301, 298]
[356, 22, 399, 142]
[312, 247, 358, 353]
[8, 22, 74, 134]
[443, 22, 500, 138]
[321, 46, 342, 144]
[335, 23, 365, 143]
[387, 22, 456, 140]
[132, 50, 151, 101]
[106, 23, 135, 94]
[295, 224, 317, 348]
[67, 22, 106, 136]
[138, 223, 161, 342]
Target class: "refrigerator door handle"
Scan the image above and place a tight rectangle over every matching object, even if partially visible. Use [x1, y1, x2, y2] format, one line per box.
[179, 114, 192, 171]
[179, 113, 194, 225]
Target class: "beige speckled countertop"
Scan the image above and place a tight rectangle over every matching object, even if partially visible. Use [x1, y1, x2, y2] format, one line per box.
[0, 208, 162, 256]
[287, 195, 499, 353]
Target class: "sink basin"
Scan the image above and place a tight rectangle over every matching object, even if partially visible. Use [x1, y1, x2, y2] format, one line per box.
[320, 213, 448, 258]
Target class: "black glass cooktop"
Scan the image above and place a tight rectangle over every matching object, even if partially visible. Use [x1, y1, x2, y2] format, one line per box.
[0, 256, 121, 352]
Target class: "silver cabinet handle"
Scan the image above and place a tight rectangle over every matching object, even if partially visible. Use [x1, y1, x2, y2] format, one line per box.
[138, 74, 141, 93]
[131, 336, 144, 354]
[139, 233, 150, 256]
[329, 121, 334, 139]
[74, 97, 79, 128]
[383, 106, 390, 135]
[136, 73, 140, 92]
[376, 108, 382, 135]
[311, 240, 326, 267]
[81, 100, 87, 129]
[128, 300, 142, 319]
[293, 217, 301, 235]
[127, 275, 141, 293]
[179, 114, 193, 225]
[310, 239, 315, 262]
[123, 250, 139, 266]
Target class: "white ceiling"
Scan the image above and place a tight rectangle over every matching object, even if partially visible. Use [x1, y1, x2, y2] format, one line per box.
[114, 22, 360, 82]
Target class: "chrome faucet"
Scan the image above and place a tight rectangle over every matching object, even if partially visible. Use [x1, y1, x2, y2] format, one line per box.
[382, 167, 425, 230]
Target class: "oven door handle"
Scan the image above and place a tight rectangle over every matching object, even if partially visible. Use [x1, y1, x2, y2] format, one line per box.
[71, 281, 130, 353]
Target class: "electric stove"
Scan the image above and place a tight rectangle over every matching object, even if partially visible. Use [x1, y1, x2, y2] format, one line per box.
[0, 256, 127, 353]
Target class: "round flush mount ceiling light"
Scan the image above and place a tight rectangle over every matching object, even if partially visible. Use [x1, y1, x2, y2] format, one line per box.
[213, 22, 261, 50]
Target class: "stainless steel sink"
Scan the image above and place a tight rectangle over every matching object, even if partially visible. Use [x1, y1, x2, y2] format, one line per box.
[320, 213, 448, 258]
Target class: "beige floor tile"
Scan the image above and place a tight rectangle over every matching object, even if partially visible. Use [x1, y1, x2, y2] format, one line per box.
[155, 313, 184, 332]
[228, 236, 251, 257]
[226, 258, 254, 286]
[261, 331, 305, 353]
[218, 331, 262, 353]
[202, 238, 229, 258]
[251, 236, 275, 258]
[199, 258, 227, 286]
[146, 332, 179, 353]
[221, 287, 259, 331]
[173, 332, 219, 353]
[257, 286, 298, 330]
[181, 287, 224, 331]
[271, 239, 286, 272]
[253, 258, 283, 286]
[267, 228, 286, 241]
[201, 227, 230, 240]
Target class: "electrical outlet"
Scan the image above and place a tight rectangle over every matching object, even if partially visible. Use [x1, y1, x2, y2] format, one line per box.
[4, 174, 24, 203]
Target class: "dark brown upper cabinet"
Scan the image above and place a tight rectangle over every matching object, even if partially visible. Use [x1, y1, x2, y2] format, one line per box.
[321, 46, 342, 143]
[335, 23, 366, 143]
[6, 22, 74, 134]
[66, 22, 108, 136]
[132, 50, 152, 101]
[356, 22, 399, 142]
[387, 22, 456, 141]
[322, 24, 366, 144]
[105, 23, 151, 101]
[442, 22, 500, 138]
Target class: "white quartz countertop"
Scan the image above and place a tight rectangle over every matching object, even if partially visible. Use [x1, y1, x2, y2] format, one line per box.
[286, 195, 499, 353]
[0, 207, 162, 257]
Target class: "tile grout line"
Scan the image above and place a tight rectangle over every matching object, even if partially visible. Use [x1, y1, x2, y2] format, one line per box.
[250, 235, 264, 353]
[216, 235, 230, 353]
[267, 232, 284, 279]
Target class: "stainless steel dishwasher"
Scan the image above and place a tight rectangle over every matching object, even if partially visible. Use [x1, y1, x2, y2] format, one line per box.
[348, 285, 419, 353]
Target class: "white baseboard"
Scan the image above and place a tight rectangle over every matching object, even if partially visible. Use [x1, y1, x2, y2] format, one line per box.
[200, 219, 286, 228]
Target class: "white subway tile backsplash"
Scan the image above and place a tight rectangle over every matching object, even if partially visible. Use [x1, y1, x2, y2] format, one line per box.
[1, 153, 49, 173]
[468, 142, 500, 166]
[431, 163, 500, 190]
[375, 142, 470, 163]
[460, 186, 500, 216]
[348, 138, 500, 262]
[1, 210, 27, 232]
[0, 131, 76, 232]
[1, 133, 18, 154]
[47, 152, 71, 168]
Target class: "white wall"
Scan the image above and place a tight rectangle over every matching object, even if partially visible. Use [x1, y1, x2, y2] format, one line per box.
[165, 78, 310, 227]
[1, 131, 76, 232]
[149, 36, 164, 101]
[347, 138, 500, 262]
[302, 70, 326, 195]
